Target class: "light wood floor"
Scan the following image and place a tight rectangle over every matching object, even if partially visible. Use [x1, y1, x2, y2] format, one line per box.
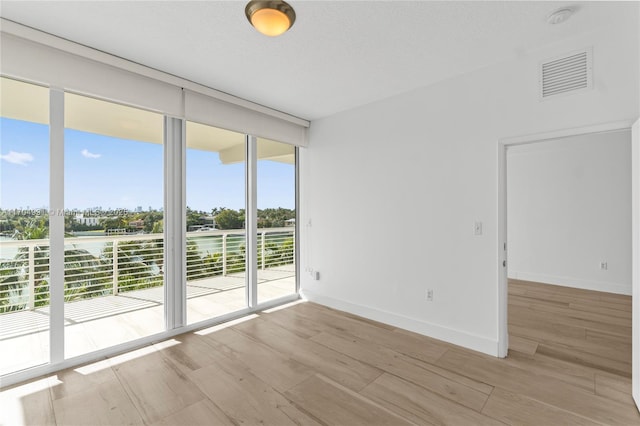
[2, 297, 639, 425]
[509, 279, 632, 377]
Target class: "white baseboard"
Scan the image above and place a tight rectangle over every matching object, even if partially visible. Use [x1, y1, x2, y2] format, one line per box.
[508, 271, 631, 295]
[300, 289, 499, 357]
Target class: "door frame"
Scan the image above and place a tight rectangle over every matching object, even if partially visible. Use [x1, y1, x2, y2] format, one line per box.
[632, 118, 639, 409]
[497, 120, 637, 362]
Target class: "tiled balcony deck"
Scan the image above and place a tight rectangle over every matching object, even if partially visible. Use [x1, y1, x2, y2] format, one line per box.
[0, 265, 295, 376]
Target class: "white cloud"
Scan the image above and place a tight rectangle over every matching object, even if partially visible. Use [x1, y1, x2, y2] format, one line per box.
[81, 149, 101, 159]
[0, 151, 34, 166]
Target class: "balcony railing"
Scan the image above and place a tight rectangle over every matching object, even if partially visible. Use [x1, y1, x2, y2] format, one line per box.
[0, 228, 295, 314]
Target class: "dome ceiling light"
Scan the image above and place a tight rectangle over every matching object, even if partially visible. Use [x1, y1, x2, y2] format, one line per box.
[245, 0, 296, 37]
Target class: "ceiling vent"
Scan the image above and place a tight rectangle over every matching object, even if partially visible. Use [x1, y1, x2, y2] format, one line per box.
[540, 48, 592, 99]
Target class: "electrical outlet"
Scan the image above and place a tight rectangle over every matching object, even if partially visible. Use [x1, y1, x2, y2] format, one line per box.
[600, 261, 608, 270]
[426, 289, 434, 301]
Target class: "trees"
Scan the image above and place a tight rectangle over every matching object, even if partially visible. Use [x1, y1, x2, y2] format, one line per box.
[143, 211, 163, 233]
[215, 209, 244, 229]
[257, 208, 294, 228]
[101, 216, 127, 231]
[151, 220, 163, 234]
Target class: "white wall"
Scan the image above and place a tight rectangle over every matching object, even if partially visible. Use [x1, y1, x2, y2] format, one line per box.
[507, 131, 631, 295]
[300, 15, 639, 356]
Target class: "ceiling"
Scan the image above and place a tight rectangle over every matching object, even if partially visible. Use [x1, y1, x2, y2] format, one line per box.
[0, 1, 635, 121]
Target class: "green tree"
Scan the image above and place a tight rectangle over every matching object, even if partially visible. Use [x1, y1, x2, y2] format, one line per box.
[215, 209, 244, 229]
[143, 211, 163, 233]
[257, 208, 294, 228]
[151, 220, 163, 234]
[101, 216, 127, 231]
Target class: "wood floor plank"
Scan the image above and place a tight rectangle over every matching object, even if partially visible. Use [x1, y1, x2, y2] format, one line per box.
[200, 327, 314, 392]
[585, 328, 633, 346]
[509, 284, 630, 309]
[285, 374, 414, 426]
[509, 293, 569, 309]
[509, 280, 631, 306]
[481, 387, 601, 426]
[153, 331, 234, 375]
[436, 349, 640, 425]
[311, 331, 492, 411]
[233, 315, 383, 391]
[52, 379, 144, 426]
[569, 302, 632, 319]
[502, 351, 595, 393]
[535, 343, 631, 377]
[509, 315, 587, 340]
[301, 302, 398, 330]
[511, 307, 631, 339]
[594, 373, 634, 404]
[509, 294, 631, 327]
[109, 345, 206, 424]
[259, 305, 328, 338]
[293, 302, 450, 364]
[47, 358, 117, 402]
[507, 335, 538, 357]
[510, 324, 631, 366]
[151, 399, 235, 426]
[188, 356, 321, 426]
[360, 373, 503, 426]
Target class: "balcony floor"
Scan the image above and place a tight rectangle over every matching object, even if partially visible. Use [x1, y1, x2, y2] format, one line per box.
[0, 265, 296, 376]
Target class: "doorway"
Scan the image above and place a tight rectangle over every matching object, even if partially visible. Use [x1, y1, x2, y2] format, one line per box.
[497, 120, 640, 409]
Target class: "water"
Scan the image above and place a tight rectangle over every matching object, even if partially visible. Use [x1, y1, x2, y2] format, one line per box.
[0, 233, 248, 262]
[0, 236, 19, 260]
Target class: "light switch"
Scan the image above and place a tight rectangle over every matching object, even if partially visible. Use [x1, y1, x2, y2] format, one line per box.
[474, 221, 483, 236]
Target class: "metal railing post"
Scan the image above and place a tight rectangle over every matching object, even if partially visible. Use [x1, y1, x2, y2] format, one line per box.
[222, 234, 227, 276]
[28, 244, 35, 310]
[261, 231, 266, 270]
[112, 240, 119, 295]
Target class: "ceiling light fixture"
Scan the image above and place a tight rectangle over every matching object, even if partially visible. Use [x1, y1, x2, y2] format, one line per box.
[245, 0, 296, 37]
[547, 8, 573, 25]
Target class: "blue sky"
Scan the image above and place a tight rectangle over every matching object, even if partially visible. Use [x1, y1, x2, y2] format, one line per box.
[1, 118, 294, 212]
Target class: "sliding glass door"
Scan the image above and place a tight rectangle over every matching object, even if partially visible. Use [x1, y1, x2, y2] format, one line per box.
[185, 122, 247, 324]
[0, 81, 299, 379]
[63, 93, 165, 358]
[256, 138, 297, 304]
[0, 77, 51, 375]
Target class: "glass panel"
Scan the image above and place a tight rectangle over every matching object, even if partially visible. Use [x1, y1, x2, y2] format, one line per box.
[256, 138, 296, 303]
[63, 93, 164, 358]
[185, 122, 246, 324]
[0, 77, 51, 375]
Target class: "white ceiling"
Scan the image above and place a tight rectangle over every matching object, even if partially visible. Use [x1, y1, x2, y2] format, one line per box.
[0, 1, 635, 121]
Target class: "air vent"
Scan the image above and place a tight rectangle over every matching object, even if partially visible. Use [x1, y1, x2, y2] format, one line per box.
[540, 48, 592, 99]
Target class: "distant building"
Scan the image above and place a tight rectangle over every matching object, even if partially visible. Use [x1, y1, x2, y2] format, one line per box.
[129, 219, 145, 229]
[74, 214, 101, 227]
[201, 216, 216, 227]
[285, 218, 295, 227]
[188, 216, 216, 232]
